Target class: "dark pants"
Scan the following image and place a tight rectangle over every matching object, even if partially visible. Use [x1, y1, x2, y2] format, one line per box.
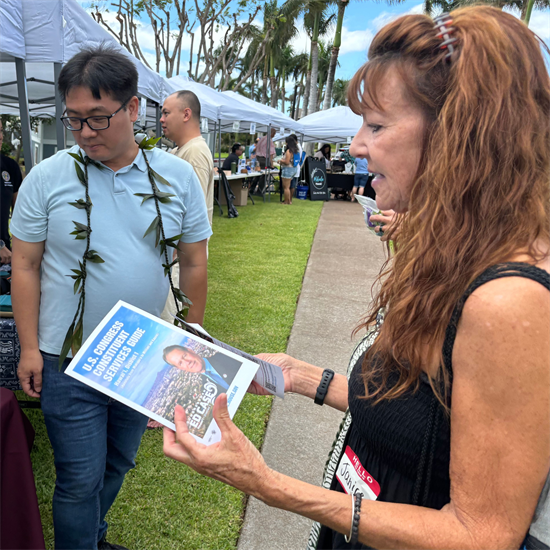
[251, 156, 268, 193]
[41, 352, 148, 549]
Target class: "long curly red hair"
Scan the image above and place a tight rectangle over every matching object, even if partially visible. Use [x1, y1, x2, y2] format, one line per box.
[348, 6, 550, 402]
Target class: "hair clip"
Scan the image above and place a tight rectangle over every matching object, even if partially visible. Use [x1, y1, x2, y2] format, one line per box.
[433, 12, 457, 61]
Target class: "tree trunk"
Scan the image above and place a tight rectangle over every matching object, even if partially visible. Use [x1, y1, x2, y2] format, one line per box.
[270, 52, 277, 108]
[308, 40, 319, 115]
[324, 1, 347, 111]
[291, 82, 298, 118]
[323, 46, 339, 110]
[270, 76, 277, 108]
[523, 0, 535, 22]
[302, 70, 311, 118]
[307, 12, 321, 116]
[262, 56, 269, 105]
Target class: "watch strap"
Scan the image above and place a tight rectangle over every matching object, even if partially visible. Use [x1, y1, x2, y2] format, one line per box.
[314, 368, 335, 405]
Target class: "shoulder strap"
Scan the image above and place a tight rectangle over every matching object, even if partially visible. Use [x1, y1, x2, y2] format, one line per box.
[442, 262, 550, 376]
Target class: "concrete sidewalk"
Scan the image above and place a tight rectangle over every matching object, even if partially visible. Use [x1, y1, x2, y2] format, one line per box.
[237, 199, 387, 550]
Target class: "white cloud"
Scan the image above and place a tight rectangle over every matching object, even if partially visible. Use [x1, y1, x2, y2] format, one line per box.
[340, 26, 375, 55]
[372, 3, 425, 31]
[528, 10, 550, 40]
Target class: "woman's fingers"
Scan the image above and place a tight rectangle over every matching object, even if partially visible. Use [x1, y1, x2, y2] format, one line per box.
[163, 405, 205, 463]
[212, 394, 235, 436]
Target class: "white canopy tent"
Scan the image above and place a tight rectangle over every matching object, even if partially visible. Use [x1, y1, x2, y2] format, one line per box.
[281, 106, 363, 143]
[222, 90, 303, 135]
[0, 0, 173, 167]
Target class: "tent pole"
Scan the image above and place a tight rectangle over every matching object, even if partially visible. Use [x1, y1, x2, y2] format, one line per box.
[53, 63, 65, 152]
[155, 102, 162, 145]
[218, 119, 222, 202]
[16, 57, 33, 170]
[267, 123, 271, 202]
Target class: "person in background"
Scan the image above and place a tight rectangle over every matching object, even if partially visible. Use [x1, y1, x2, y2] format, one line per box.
[351, 156, 370, 201]
[222, 143, 243, 171]
[314, 143, 332, 169]
[0, 120, 22, 266]
[160, 90, 214, 227]
[156, 91, 216, 429]
[163, 7, 550, 550]
[11, 45, 211, 550]
[289, 133, 304, 200]
[279, 135, 299, 205]
[256, 128, 276, 169]
[249, 137, 259, 169]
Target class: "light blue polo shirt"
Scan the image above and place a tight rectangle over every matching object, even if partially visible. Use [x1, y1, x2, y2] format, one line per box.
[11, 145, 212, 355]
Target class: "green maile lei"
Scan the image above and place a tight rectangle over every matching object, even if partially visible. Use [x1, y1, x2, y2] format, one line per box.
[59, 136, 192, 368]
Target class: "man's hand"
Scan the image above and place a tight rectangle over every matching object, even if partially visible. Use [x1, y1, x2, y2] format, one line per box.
[17, 348, 43, 397]
[0, 246, 11, 264]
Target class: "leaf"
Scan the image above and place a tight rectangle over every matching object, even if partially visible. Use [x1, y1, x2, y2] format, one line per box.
[167, 233, 184, 243]
[71, 319, 84, 357]
[149, 168, 172, 187]
[59, 322, 75, 369]
[175, 306, 190, 323]
[173, 288, 193, 307]
[74, 162, 86, 186]
[155, 223, 161, 248]
[86, 250, 105, 263]
[68, 198, 88, 209]
[72, 221, 89, 233]
[139, 136, 161, 150]
[155, 191, 176, 200]
[161, 257, 179, 276]
[73, 277, 82, 295]
[158, 196, 173, 204]
[68, 152, 84, 164]
[134, 193, 155, 205]
[143, 216, 159, 238]
[70, 268, 82, 276]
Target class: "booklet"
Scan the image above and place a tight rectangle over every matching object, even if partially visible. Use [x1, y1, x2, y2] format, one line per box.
[65, 301, 284, 445]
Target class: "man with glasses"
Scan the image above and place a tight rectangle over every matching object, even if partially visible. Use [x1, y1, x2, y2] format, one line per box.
[10, 45, 211, 550]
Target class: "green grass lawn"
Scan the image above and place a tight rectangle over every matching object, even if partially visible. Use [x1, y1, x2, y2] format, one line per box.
[22, 197, 323, 550]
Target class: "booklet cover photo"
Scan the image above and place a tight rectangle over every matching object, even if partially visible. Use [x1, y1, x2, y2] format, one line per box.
[65, 301, 259, 444]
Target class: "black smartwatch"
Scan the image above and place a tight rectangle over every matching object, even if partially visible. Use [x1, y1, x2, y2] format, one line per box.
[314, 368, 335, 405]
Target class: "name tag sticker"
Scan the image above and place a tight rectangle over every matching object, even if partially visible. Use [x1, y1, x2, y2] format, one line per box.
[336, 445, 380, 500]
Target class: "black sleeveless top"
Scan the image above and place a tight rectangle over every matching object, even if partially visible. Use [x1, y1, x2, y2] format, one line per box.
[318, 263, 550, 550]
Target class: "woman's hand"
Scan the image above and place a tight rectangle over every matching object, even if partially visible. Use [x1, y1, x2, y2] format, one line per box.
[163, 395, 272, 497]
[369, 210, 398, 242]
[247, 353, 304, 396]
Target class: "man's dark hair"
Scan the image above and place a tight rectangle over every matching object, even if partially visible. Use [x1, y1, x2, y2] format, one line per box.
[163, 344, 193, 364]
[58, 44, 138, 104]
[175, 90, 201, 120]
[231, 143, 242, 153]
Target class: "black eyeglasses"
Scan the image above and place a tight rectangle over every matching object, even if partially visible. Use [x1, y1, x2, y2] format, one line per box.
[60, 100, 129, 131]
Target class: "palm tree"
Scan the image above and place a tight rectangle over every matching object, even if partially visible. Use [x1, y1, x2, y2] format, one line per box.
[290, 52, 309, 118]
[282, 0, 335, 116]
[331, 78, 349, 107]
[322, 0, 348, 110]
[316, 40, 334, 110]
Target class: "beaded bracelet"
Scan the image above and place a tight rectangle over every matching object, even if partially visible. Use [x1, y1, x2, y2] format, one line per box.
[345, 492, 363, 544]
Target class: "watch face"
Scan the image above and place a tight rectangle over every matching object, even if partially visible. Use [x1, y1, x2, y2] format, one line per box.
[0, 240, 4, 249]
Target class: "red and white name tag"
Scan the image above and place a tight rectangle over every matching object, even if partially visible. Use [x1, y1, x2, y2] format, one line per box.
[336, 446, 380, 501]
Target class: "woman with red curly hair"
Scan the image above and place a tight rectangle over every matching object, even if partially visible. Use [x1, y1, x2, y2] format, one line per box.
[164, 7, 550, 549]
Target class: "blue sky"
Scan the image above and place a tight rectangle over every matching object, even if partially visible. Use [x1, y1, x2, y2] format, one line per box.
[81, 1, 549, 87]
